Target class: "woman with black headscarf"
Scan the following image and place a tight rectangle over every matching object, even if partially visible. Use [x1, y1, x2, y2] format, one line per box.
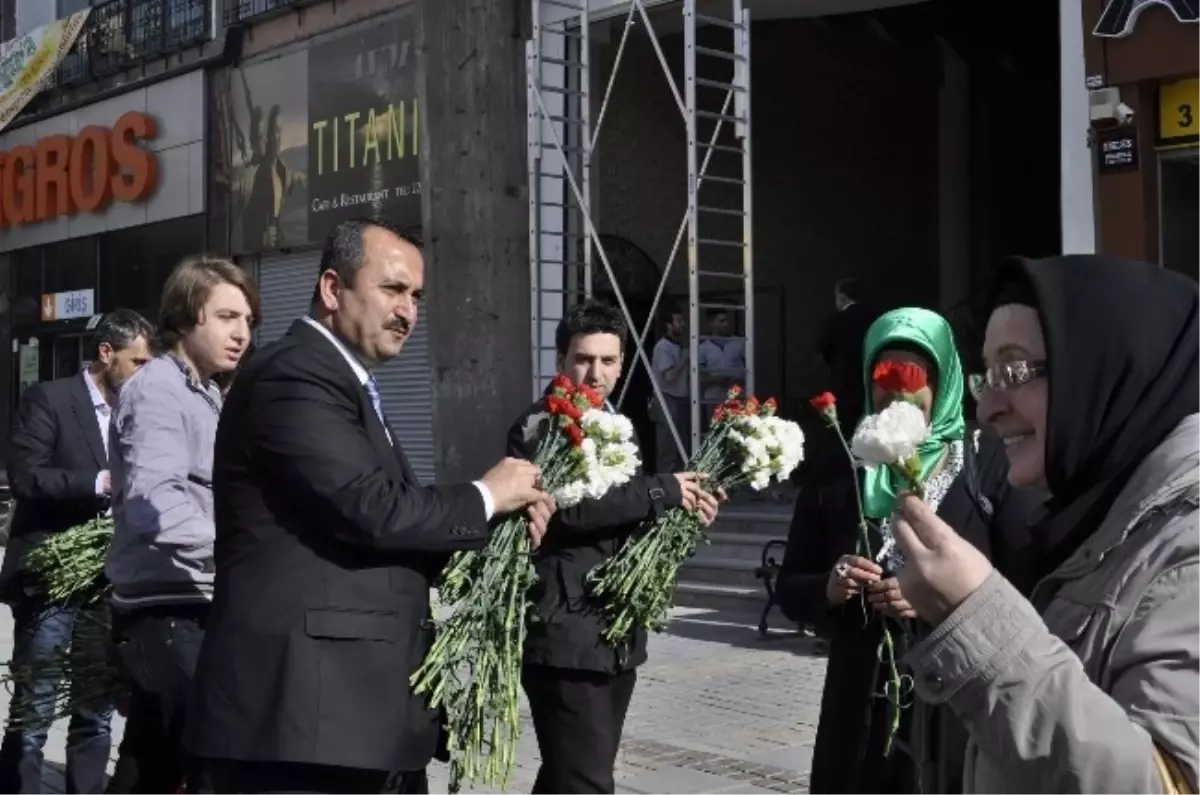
[888, 255, 1199, 793]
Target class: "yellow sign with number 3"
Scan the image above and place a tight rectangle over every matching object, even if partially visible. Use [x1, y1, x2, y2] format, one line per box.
[1159, 77, 1199, 142]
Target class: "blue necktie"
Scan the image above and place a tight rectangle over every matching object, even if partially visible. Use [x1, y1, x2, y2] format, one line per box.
[365, 373, 386, 427]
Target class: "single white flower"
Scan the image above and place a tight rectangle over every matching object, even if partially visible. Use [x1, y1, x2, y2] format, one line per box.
[850, 401, 929, 467]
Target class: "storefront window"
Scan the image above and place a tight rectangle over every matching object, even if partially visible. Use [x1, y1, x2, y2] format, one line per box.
[10, 248, 42, 328]
[1159, 148, 1199, 279]
[43, 237, 98, 296]
[99, 215, 206, 316]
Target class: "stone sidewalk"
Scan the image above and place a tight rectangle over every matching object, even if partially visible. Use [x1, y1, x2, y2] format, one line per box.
[3, 607, 825, 794]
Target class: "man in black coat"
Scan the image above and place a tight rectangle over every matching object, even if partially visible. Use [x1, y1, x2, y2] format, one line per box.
[0, 310, 153, 794]
[817, 278, 884, 435]
[509, 300, 720, 794]
[186, 218, 554, 794]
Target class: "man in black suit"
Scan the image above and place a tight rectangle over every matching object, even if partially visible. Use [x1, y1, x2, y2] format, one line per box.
[186, 218, 554, 794]
[817, 278, 883, 436]
[0, 310, 153, 794]
[509, 301, 720, 793]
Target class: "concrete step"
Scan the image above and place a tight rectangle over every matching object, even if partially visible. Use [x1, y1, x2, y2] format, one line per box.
[691, 532, 785, 564]
[710, 507, 792, 537]
[678, 556, 763, 588]
[671, 580, 764, 614]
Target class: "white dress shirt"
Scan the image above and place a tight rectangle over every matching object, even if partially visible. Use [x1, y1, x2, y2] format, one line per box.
[301, 316, 495, 519]
[82, 371, 111, 496]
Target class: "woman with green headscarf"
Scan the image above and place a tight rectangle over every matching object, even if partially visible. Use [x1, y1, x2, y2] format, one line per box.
[776, 308, 1038, 793]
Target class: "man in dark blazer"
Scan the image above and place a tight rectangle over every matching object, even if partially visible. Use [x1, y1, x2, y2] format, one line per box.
[509, 300, 720, 794]
[0, 310, 153, 794]
[186, 218, 553, 794]
[817, 278, 884, 436]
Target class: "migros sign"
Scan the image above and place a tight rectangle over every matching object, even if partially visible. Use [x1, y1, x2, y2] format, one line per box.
[0, 110, 159, 229]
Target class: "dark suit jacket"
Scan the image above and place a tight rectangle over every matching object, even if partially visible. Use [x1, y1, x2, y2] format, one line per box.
[506, 398, 682, 674]
[186, 319, 490, 774]
[0, 375, 108, 603]
[817, 301, 885, 431]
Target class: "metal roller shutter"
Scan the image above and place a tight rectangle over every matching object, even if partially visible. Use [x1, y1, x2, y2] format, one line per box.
[255, 250, 436, 484]
[256, 250, 320, 346]
[375, 320, 435, 483]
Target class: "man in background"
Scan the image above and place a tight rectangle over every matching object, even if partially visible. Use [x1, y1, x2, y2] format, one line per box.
[698, 308, 745, 421]
[817, 278, 881, 435]
[0, 310, 153, 794]
[650, 305, 690, 474]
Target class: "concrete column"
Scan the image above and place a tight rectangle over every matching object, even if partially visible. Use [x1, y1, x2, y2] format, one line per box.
[418, 0, 532, 481]
[937, 37, 970, 311]
[1059, 0, 1097, 254]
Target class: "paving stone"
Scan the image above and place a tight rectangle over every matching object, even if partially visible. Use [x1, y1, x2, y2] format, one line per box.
[2, 605, 822, 793]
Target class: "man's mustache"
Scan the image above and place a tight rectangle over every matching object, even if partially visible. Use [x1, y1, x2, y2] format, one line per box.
[384, 319, 411, 334]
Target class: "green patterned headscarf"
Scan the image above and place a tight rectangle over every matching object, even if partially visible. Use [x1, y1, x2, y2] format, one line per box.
[860, 307, 965, 519]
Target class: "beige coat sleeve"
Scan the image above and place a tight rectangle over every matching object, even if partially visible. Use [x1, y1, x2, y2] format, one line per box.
[905, 565, 1199, 793]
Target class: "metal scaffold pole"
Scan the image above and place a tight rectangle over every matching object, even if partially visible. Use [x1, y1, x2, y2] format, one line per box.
[528, 0, 753, 463]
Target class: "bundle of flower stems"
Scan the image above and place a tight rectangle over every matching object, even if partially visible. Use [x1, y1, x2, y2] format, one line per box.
[411, 377, 639, 793]
[1, 516, 127, 731]
[589, 388, 805, 652]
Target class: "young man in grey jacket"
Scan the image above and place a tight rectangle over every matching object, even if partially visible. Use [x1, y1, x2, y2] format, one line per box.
[106, 256, 258, 793]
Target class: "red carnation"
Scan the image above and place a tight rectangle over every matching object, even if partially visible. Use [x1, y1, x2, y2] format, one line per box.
[728, 385, 743, 399]
[547, 395, 583, 422]
[873, 361, 928, 395]
[810, 392, 836, 413]
[565, 423, 585, 447]
[746, 396, 761, 416]
[579, 385, 604, 408]
[763, 397, 778, 415]
[551, 374, 575, 394]
[712, 404, 726, 424]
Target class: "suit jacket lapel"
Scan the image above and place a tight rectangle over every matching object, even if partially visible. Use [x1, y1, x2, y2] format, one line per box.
[71, 375, 107, 467]
[289, 319, 416, 484]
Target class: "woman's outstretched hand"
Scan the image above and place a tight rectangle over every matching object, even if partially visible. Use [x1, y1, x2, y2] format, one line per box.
[892, 493, 995, 625]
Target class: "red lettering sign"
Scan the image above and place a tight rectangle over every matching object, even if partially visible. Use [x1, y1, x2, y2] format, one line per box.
[0, 110, 159, 229]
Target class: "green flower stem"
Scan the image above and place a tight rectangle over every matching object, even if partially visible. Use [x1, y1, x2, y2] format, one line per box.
[825, 412, 907, 761]
[590, 425, 765, 653]
[411, 429, 578, 794]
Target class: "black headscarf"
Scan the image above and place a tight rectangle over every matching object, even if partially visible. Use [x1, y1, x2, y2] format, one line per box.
[987, 255, 1199, 601]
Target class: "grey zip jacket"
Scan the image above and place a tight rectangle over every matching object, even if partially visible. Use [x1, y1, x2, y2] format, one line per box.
[905, 413, 1199, 793]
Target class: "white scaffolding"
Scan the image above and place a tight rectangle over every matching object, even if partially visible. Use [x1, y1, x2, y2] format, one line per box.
[527, 0, 754, 461]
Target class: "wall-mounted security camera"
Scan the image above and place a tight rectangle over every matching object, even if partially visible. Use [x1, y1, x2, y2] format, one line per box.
[1089, 87, 1137, 129]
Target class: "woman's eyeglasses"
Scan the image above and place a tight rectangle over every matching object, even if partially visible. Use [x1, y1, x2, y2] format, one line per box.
[968, 360, 1048, 400]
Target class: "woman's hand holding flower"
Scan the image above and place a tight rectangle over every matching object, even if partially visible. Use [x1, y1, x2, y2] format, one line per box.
[892, 493, 995, 625]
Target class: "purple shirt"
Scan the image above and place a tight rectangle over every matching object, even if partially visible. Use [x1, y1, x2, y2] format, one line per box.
[105, 354, 222, 609]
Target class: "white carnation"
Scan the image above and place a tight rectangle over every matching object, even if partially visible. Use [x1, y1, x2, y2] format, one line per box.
[850, 401, 929, 467]
[554, 480, 588, 508]
[763, 416, 805, 481]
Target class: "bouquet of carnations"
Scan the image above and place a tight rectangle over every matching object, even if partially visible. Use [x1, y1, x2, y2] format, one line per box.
[1, 516, 127, 731]
[588, 387, 804, 651]
[411, 376, 640, 793]
[811, 360, 933, 758]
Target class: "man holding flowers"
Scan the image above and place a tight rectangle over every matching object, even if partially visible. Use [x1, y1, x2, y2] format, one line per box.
[186, 219, 554, 794]
[507, 301, 720, 794]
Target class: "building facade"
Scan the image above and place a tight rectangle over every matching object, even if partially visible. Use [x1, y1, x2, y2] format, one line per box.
[1083, 0, 1198, 273]
[0, 0, 534, 480]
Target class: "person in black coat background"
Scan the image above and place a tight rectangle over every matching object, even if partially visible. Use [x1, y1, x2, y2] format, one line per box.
[816, 278, 885, 436]
[778, 310, 1039, 794]
[507, 300, 720, 794]
[0, 310, 153, 795]
[186, 219, 553, 794]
